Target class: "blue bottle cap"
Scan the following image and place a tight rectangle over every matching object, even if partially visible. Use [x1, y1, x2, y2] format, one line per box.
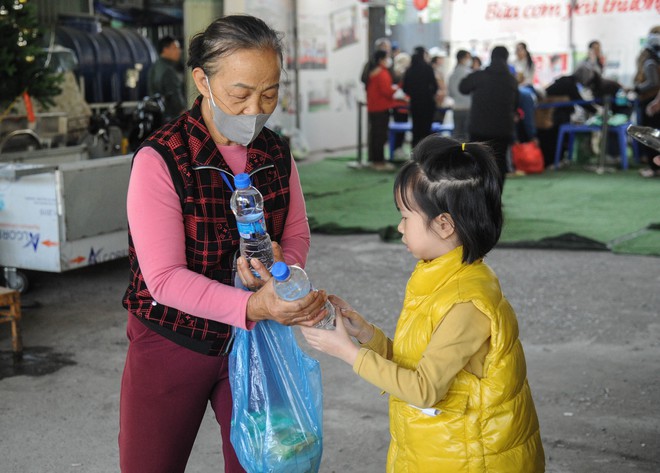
[234, 173, 251, 189]
[270, 261, 290, 281]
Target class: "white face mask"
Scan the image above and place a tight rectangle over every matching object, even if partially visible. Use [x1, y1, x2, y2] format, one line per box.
[385, 57, 393, 69]
[205, 76, 272, 146]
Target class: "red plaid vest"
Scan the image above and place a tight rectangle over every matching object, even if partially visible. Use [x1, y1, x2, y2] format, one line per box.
[122, 96, 292, 356]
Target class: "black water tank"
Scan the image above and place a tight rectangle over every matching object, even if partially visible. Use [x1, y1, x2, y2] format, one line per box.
[54, 19, 156, 104]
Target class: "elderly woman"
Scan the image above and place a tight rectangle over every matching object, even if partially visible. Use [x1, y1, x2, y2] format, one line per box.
[119, 15, 327, 472]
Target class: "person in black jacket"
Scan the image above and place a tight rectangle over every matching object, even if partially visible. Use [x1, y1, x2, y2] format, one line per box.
[403, 46, 438, 147]
[459, 46, 519, 184]
[536, 63, 600, 168]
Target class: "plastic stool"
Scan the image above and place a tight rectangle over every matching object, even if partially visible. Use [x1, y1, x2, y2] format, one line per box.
[388, 122, 411, 160]
[0, 287, 23, 361]
[554, 122, 639, 170]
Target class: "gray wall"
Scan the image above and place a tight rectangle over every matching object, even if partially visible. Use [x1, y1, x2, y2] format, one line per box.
[34, 0, 91, 25]
[390, 21, 443, 56]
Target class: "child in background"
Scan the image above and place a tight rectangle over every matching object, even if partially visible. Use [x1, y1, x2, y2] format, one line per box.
[301, 135, 545, 472]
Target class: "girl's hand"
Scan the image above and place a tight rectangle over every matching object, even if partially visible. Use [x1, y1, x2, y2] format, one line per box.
[300, 312, 360, 365]
[328, 295, 374, 344]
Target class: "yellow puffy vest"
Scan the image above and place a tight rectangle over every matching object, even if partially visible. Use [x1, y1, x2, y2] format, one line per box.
[387, 247, 545, 472]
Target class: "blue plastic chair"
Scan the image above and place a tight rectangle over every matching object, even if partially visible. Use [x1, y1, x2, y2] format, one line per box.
[554, 122, 639, 170]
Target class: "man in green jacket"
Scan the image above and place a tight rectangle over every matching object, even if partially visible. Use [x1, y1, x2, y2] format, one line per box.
[148, 36, 186, 122]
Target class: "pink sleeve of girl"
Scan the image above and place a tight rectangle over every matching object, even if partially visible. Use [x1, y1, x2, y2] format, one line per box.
[126, 147, 253, 329]
[280, 158, 311, 268]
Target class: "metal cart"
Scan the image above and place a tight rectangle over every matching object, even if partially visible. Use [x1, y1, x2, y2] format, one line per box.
[0, 146, 131, 292]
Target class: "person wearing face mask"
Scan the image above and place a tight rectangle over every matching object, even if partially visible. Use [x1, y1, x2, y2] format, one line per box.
[366, 49, 398, 170]
[360, 37, 392, 87]
[119, 15, 328, 473]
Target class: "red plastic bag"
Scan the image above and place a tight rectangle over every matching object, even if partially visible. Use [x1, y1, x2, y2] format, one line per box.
[511, 141, 545, 174]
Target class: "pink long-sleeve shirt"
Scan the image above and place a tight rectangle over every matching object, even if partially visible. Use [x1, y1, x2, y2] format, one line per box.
[126, 144, 311, 330]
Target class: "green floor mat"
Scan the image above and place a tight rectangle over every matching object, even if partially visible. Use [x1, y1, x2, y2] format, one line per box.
[300, 157, 401, 234]
[297, 157, 660, 256]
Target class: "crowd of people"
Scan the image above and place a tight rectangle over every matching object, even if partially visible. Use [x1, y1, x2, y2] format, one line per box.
[362, 29, 660, 179]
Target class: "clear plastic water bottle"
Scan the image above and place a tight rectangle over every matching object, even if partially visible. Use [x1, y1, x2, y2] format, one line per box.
[270, 262, 336, 330]
[230, 173, 274, 276]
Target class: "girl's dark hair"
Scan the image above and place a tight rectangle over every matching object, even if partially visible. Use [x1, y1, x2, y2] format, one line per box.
[187, 15, 284, 76]
[393, 135, 503, 264]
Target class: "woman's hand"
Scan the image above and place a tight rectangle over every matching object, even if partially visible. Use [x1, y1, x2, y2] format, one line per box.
[236, 242, 284, 291]
[328, 295, 374, 344]
[245, 274, 330, 327]
[300, 312, 360, 365]
[239, 243, 331, 326]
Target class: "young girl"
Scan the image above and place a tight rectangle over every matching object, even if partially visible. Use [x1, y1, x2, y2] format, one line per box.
[301, 135, 545, 472]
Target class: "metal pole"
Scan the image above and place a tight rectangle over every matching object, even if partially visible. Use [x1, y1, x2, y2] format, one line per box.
[596, 96, 611, 173]
[292, 0, 301, 130]
[357, 5, 386, 169]
[569, 1, 577, 70]
[357, 100, 364, 166]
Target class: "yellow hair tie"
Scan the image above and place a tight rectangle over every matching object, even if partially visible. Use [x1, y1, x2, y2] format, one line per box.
[461, 143, 466, 151]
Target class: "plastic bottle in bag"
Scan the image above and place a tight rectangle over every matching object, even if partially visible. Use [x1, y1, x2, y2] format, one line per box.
[270, 262, 336, 330]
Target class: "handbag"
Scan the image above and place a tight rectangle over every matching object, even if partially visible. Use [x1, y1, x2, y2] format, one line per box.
[511, 141, 545, 174]
[229, 319, 323, 473]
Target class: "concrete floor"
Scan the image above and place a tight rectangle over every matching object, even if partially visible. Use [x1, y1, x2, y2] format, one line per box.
[1, 233, 658, 472]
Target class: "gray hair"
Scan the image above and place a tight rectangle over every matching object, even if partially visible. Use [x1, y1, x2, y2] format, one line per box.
[374, 37, 391, 51]
[574, 62, 595, 86]
[187, 15, 284, 76]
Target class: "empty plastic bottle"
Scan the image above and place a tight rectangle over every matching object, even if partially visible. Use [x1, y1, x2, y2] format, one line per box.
[270, 262, 336, 330]
[627, 125, 660, 152]
[230, 173, 274, 276]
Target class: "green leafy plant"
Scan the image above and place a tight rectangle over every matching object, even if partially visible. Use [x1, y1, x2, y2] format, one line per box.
[0, 0, 63, 114]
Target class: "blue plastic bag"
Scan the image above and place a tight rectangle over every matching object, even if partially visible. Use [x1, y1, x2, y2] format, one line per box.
[229, 320, 323, 473]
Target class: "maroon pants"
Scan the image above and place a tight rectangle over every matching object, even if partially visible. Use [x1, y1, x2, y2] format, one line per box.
[119, 315, 245, 473]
